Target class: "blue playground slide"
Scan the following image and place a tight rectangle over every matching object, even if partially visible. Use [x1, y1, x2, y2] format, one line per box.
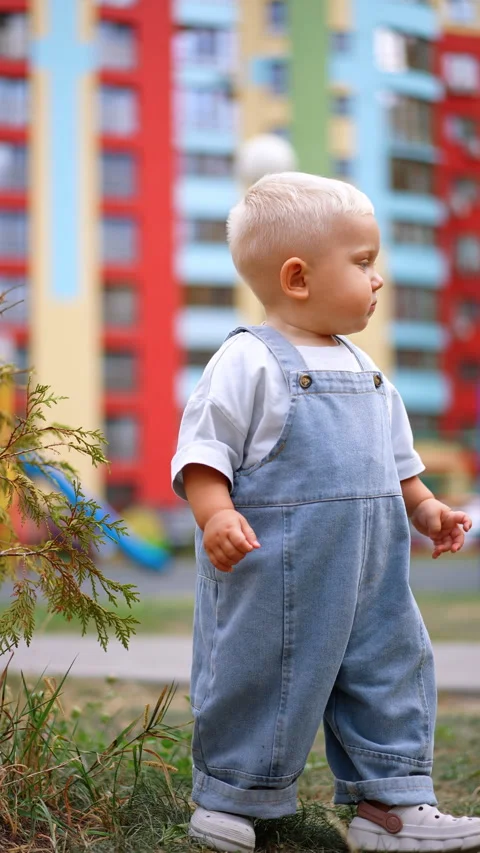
[20, 456, 170, 571]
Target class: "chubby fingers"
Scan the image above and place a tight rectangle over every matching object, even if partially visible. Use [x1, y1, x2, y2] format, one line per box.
[432, 524, 466, 559]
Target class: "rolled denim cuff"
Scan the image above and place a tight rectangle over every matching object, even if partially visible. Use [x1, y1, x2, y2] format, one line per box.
[192, 766, 298, 819]
[334, 775, 437, 806]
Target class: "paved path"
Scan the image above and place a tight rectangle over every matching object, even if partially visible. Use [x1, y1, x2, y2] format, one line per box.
[2, 636, 479, 693]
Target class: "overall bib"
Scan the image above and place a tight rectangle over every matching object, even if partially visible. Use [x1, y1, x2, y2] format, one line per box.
[190, 326, 437, 819]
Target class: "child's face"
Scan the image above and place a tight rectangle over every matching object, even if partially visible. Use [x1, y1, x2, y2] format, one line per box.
[306, 213, 383, 336]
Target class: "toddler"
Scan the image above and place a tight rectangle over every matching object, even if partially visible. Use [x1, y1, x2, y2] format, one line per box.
[172, 173, 479, 853]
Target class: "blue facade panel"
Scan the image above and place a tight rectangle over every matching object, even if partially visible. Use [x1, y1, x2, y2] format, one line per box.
[177, 243, 236, 283]
[177, 129, 236, 155]
[174, 0, 238, 28]
[391, 321, 448, 351]
[380, 70, 443, 101]
[378, 2, 439, 38]
[177, 307, 239, 348]
[389, 246, 447, 286]
[176, 177, 237, 219]
[387, 193, 446, 224]
[392, 370, 450, 414]
[178, 366, 204, 406]
[176, 65, 232, 88]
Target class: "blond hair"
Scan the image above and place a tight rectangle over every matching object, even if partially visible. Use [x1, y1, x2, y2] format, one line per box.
[227, 172, 374, 279]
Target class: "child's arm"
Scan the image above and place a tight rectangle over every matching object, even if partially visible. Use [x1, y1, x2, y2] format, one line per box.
[183, 463, 260, 573]
[401, 475, 472, 559]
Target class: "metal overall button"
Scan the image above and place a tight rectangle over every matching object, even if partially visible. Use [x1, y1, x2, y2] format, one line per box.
[373, 374, 382, 388]
[299, 374, 312, 389]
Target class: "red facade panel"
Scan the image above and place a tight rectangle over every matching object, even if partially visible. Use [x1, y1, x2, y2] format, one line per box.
[436, 33, 480, 453]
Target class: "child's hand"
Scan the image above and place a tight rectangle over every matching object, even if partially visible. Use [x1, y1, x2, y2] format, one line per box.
[411, 498, 472, 559]
[203, 509, 260, 573]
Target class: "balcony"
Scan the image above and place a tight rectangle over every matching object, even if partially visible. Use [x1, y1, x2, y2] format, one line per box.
[381, 70, 443, 102]
[392, 369, 450, 415]
[176, 128, 236, 156]
[391, 320, 447, 351]
[177, 243, 236, 284]
[176, 176, 237, 219]
[387, 193, 445, 224]
[174, 0, 238, 29]
[177, 306, 239, 349]
[389, 245, 447, 286]
[378, 2, 439, 40]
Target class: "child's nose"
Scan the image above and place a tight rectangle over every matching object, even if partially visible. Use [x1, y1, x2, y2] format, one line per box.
[372, 274, 384, 291]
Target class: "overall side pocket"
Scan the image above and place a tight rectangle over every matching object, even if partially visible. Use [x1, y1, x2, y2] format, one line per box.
[191, 573, 218, 712]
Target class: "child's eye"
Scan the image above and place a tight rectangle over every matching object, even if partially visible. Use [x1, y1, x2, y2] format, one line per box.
[358, 260, 369, 269]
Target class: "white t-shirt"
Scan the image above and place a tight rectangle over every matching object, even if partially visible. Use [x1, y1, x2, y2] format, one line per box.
[172, 332, 425, 500]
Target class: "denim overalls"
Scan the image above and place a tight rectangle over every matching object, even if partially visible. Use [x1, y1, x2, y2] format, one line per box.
[190, 325, 437, 819]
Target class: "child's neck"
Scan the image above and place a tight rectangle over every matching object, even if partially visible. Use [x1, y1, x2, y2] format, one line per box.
[263, 317, 338, 348]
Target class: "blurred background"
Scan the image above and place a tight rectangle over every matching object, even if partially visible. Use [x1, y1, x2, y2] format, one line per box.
[0, 0, 478, 580]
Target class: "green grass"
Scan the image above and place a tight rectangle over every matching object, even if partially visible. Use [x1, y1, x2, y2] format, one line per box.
[416, 594, 480, 643]
[11, 593, 480, 643]
[0, 669, 479, 853]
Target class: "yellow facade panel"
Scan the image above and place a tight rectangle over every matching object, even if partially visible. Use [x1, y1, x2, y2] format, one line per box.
[327, 0, 352, 31]
[329, 116, 355, 157]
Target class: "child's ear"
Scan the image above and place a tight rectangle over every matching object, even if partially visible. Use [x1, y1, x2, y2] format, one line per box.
[280, 257, 309, 301]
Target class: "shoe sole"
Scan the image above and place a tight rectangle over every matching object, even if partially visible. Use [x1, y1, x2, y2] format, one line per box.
[348, 827, 480, 852]
[189, 827, 254, 853]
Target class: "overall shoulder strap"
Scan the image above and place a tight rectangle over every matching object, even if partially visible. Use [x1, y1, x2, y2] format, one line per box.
[334, 335, 376, 372]
[226, 325, 308, 384]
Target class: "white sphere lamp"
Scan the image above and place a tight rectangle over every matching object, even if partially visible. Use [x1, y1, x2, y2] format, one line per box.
[237, 133, 298, 187]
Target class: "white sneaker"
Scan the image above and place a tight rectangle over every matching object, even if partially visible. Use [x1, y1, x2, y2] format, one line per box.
[348, 802, 480, 852]
[189, 807, 255, 853]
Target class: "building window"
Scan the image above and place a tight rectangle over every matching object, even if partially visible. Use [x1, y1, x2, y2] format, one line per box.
[389, 96, 433, 145]
[187, 349, 217, 367]
[392, 221, 435, 245]
[173, 28, 236, 74]
[105, 415, 138, 460]
[394, 286, 437, 322]
[269, 59, 288, 95]
[98, 22, 137, 71]
[96, 0, 137, 7]
[180, 152, 233, 177]
[106, 482, 137, 512]
[445, 115, 479, 155]
[101, 152, 137, 198]
[0, 275, 27, 323]
[456, 297, 480, 322]
[444, 0, 476, 24]
[396, 349, 439, 369]
[104, 351, 136, 391]
[443, 53, 480, 95]
[375, 28, 433, 74]
[408, 413, 438, 437]
[185, 284, 234, 307]
[0, 14, 27, 60]
[13, 344, 28, 386]
[451, 177, 479, 214]
[176, 87, 236, 133]
[456, 236, 480, 273]
[102, 217, 138, 264]
[0, 212, 27, 258]
[332, 94, 352, 116]
[391, 159, 433, 193]
[267, 0, 287, 33]
[0, 77, 28, 127]
[458, 360, 480, 381]
[330, 32, 351, 52]
[182, 219, 226, 243]
[0, 143, 26, 191]
[103, 285, 137, 326]
[99, 86, 138, 136]
[332, 159, 353, 178]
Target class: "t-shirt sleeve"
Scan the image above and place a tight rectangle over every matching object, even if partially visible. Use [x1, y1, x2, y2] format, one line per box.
[171, 337, 256, 500]
[385, 377, 425, 481]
